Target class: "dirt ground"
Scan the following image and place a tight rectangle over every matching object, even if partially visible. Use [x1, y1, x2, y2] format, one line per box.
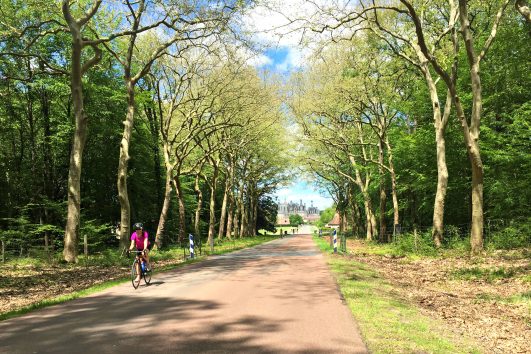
[0, 257, 185, 315]
[346, 239, 530, 354]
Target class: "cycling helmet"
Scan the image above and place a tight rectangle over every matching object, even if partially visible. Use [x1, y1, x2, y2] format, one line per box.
[133, 222, 143, 230]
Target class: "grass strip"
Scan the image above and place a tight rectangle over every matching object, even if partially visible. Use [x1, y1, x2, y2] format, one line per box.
[1, 235, 279, 322]
[313, 235, 481, 354]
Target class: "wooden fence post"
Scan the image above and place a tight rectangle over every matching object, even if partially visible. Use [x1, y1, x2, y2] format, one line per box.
[84, 234, 88, 258]
[413, 227, 418, 253]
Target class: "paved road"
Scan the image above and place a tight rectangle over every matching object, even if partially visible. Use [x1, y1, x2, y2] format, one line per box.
[0, 234, 367, 353]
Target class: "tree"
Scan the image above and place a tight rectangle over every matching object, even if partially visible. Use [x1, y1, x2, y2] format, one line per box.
[105, 0, 240, 248]
[319, 207, 336, 225]
[256, 195, 278, 233]
[289, 214, 304, 227]
[61, 0, 104, 263]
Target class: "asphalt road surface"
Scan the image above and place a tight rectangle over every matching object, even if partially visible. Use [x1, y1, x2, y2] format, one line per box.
[0, 233, 367, 353]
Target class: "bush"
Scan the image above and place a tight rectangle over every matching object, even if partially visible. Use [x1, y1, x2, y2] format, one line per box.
[392, 230, 438, 256]
[487, 220, 531, 250]
[79, 220, 117, 253]
[442, 225, 470, 252]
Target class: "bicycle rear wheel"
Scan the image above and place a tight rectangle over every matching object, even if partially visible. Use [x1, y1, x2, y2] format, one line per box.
[131, 260, 140, 289]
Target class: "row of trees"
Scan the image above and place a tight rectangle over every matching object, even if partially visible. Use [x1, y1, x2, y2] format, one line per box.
[0, 0, 290, 262]
[291, 0, 529, 253]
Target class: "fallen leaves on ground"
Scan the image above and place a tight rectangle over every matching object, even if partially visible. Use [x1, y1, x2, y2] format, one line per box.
[346, 239, 530, 354]
[0, 257, 186, 315]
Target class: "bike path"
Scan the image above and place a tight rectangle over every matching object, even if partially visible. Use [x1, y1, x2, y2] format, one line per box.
[0, 234, 367, 353]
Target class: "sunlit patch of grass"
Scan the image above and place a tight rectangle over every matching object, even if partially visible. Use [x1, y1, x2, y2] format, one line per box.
[313, 236, 481, 354]
[3, 257, 47, 269]
[206, 235, 277, 255]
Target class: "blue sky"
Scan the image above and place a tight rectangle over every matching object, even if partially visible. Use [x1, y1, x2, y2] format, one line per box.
[257, 49, 333, 211]
[240, 2, 335, 211]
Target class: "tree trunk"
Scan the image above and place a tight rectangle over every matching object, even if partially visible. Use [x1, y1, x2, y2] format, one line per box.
[233, 192, 240, 238]
[432, 125, 448, 247]
[377, 138, 387, 242]
[117, 80, 135, 248]
[62, 0, 102, 263]
[63, 33, 87, 263]
[425, 67, 452, 248]
[470, 160, 484, 252]
[456, 1, 486, 254]
[239, 197, 247, 238]
[515, 0, 531, 22]
[225, 193, 234, 240]
[173, 175, 187, 244]
[363, 198, 377, 241]
[349, 155, 377, 241]
[385, 137, 400, 239]
[217, 177, 230, 239]
[352, 201, 363, 236]
[194, 174, 203, 242]
[251, 195, 258, 236]
[154, 167, 173, 249]
[207, 169, 218, 252]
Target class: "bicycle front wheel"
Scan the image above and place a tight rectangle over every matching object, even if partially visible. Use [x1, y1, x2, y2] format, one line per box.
[131, 260, 140, 289]
[143, 266, 152, 285]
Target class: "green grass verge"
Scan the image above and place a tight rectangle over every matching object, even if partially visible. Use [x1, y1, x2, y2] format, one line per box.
[313, 236, 481, 354]
[204, 235, 278, 255]
[1, 235, 276, 322]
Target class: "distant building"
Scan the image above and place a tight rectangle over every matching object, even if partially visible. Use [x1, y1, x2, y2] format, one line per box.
[277, 199, 320, 225]
[326, 213, 341, 228]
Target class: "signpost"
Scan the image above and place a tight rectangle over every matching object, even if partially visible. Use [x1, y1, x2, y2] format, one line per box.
[333, 229, 337, 254]
[189, 234, 194, 259]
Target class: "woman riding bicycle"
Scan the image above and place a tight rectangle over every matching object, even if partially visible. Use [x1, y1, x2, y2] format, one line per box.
[129, 222, 150, 283]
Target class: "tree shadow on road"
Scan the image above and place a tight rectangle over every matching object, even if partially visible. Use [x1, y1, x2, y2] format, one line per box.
[0, 294, 344, 353]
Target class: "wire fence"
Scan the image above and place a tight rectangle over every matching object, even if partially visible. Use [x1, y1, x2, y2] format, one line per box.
[0, 218, 527, 263]
[315, 218, 525, 246]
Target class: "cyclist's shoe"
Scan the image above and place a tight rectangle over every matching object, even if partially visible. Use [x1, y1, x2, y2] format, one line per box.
[134, 276, 141, 283]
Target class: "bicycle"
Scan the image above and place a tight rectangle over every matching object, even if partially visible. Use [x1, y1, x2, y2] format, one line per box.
[127, 250, 152, 289]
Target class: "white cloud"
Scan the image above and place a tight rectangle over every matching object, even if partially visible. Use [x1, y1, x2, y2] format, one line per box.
[241, 1, 324, 72]
[242, 1, 307, 47]
[273, 46, 310, 72]
[247, 53, 274, 67]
